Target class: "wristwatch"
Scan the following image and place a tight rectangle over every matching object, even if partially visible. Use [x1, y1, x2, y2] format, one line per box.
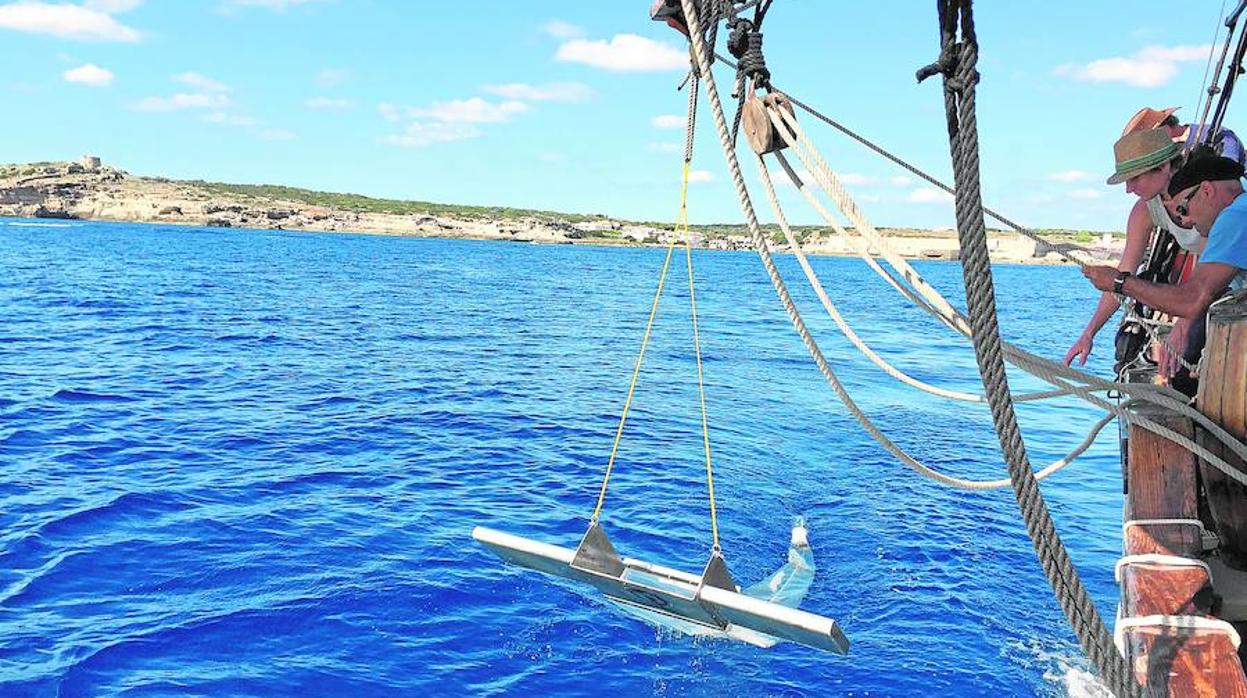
[1113, 270, 1131, 295]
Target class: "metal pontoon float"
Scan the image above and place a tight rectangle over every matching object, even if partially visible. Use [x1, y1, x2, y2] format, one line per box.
[473, 522, 849, 654]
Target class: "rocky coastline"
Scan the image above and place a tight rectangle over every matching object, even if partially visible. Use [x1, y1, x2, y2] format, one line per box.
[0, 158, 1121, 264]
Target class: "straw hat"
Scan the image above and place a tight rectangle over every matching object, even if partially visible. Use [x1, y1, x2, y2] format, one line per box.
[1107, 128, 1180, 185]
[1122, 106, 1179, 136]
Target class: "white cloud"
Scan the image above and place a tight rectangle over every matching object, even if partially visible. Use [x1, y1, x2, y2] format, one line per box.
[651, 114, 684, 129]
[223, 0, 324, 10]
[647, 142, 681, 154]
[63, 63, 113, 87]
[0, 2, 140, 42]
[770, 167, 813, 186]
[408, 97, 528, 124]
[1047, 170, 1093, 183]
[1069, 188, 1105, 200]
[483, 82, 591, 102]
[1053, 44, 1212, 88]
[84, 0, 141, 12]
[203, 111, 294, 141]
[839, 173, 877, 186]
[890, 175, 913, 187]
[688, 170, 714, 183]
[380, 122, 480, 148]
[315, 67, 349, 88]
[257, 128, 295, 141]
[542, 19, 584, 40]
[175, 72, 228, 93]
[378, 102, 401, 122]
[305, 96, 356, 110]
[906, 187, 954, 204]
[134, 72, 230, 111]
[556, 34, 688, 73]
[204, 111, 258, 126]
[132, 92, 230, 111]
[857, 193, 883, 203]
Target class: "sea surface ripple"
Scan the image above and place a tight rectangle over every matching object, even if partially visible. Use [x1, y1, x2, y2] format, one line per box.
[0, 218, 1122, 696]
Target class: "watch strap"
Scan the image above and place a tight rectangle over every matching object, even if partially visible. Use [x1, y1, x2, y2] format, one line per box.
[1113, 270, 1131, 295]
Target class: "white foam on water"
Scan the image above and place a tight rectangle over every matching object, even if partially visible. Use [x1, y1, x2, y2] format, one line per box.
[4, 222, 77, 228]
[1058, 667, 1113, 698]
[1010, 635, 1115, 697]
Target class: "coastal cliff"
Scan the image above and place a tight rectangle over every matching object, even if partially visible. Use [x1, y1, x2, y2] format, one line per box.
[0, 159, 1118, 263]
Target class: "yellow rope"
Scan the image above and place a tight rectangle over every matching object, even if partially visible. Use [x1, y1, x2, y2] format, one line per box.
[591, 233, 679, 522]
[591, 161, 721, 551]
[681, 182, 720, 550]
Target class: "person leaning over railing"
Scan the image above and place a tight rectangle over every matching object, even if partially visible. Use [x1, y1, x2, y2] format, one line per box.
[1065, 127, 1196, 367]
[1083, 153, 1247, 381]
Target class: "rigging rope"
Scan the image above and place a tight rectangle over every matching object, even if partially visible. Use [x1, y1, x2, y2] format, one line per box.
[921, 3, 1140, 694]
[1206, 3, 1247, 147]
[765, 147, 1073, 404]
[677, 0, 1247, 496]
[713, 50, 1192, 371]
[758, 88, 1247, 484]
[592, 76, 723, 549]
[669, 2, 1247, 693]
[1193, 0, 1231, 130]
[592, 236, 679, 522]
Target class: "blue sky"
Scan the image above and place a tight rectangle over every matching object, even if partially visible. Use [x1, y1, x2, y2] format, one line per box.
[0, 0, 1239, 231]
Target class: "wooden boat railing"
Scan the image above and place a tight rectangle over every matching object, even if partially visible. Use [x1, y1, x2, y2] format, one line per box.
[1121, 296, 1247, 696]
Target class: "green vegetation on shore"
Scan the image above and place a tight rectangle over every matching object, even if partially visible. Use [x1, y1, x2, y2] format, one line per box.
[0, 160, 1125, 243]
[189, 181, 608, 224]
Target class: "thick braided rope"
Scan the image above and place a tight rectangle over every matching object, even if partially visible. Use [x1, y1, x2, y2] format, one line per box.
[766, 148, 1072, 403]
[679, 0, 1247, 494]
[764, 97, 1247, 485]
[754, 150, 1117, 487]
[933, 4, 1139, 695]
[771, 100, 1196, 384]
[714, 47, 1194, 372]
[710, 53, 1088, 262]
[675, 0, 1042, 490]
[679, 7, 1234, 691]
[756, 99, 1247, 491]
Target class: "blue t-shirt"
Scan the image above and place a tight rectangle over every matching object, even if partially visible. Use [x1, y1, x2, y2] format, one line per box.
[1203, 190, 1247, 289]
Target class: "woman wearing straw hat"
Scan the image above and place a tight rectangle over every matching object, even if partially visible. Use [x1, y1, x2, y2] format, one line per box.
[1063, 127, 1195, 368]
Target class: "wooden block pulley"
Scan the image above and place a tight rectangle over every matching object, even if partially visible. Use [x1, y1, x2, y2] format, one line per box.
[742, 92, 796, 156]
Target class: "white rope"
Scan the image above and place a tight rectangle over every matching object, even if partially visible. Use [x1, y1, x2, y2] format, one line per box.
[676, 0, 1247, 493]
[759, 101, 1247, 487]
[764, 148, 1071, 403]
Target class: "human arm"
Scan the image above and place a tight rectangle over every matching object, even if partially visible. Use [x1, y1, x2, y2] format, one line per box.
[1064, 293, 1118, 365]
[1064, 202, 1153, 365]
[1084, 260, 1237, 318]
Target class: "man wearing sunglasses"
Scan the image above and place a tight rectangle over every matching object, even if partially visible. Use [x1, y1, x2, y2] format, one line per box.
[1084, 153, 1247, 382]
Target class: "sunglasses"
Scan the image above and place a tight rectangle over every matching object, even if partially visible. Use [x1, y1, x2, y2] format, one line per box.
[1175, 185, 1200, 218]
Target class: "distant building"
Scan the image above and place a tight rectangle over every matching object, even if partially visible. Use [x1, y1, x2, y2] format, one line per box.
[80, 155, 101, 171]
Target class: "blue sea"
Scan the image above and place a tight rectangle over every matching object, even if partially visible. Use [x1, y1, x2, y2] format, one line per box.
[0, 218, 1125, 697]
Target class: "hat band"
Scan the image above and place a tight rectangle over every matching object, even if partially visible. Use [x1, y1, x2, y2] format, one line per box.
[1115, 143, 1179, 176]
